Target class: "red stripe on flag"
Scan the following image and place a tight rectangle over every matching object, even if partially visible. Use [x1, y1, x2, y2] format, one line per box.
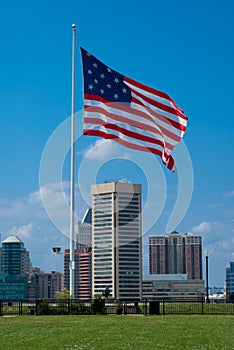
[84, 106, 174, 149]
[84, 94, 186, 134]
[131, 88, 186, 122]
[84, 102, 184, 143]
[84, 118, 167, 151]
[124, 76, 186, 117]
[131, 96, 187, 133]
[83, 129, 175, 171]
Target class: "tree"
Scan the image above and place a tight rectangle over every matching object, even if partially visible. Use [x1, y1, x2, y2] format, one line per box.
[55, 288, 72, 300]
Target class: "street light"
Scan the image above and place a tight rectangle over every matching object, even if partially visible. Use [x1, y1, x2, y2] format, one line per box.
[52, 247, 62, 254]
[205, 250, 210, 303]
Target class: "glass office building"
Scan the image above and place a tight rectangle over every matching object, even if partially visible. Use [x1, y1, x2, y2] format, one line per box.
[226, 262, 234, 303]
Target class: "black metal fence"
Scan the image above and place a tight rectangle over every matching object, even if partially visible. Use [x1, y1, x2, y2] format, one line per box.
[148, 298, 234, 315]
[0, 299, 147, 316]
[0, 298, 233, 317]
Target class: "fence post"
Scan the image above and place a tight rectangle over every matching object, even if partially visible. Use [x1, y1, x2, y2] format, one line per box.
[162, 298, 165, 315]
[19, 300, 22, 316]
[201, 297, 204, 315]
[68, 299, 71, 315]
[145, 299, 148, 316]
[123, 302, 127, 315]
[35, 299, 39, 316]
[0, 300, 2, 316]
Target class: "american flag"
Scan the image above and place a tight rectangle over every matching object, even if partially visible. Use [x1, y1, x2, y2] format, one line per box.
[80, 47, 188, 172]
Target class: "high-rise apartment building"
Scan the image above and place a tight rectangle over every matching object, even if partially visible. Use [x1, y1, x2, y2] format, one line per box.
[92, 181, 142, 300]
[149, 236, 168, 274]
[149, 233, 202, 279]
[184, 235, 202, 279]
[168, 233, 186, 274]
[226, 262, 234, 303]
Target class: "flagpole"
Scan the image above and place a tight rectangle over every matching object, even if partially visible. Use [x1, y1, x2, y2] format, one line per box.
[69, 23, 76, 298]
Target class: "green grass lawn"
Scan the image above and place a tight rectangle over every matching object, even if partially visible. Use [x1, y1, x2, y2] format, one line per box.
[0, 315, 233, 350]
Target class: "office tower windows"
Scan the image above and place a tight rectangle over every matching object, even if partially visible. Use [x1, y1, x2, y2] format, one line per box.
[92, 181, 142, 300]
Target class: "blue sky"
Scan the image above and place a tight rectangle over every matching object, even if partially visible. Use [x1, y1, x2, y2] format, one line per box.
[0, 0, 233, 287]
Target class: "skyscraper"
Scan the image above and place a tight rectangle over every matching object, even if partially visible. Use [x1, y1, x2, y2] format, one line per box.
[168, 233, 185, 274]
[76, 208, 92, 249]
[64, 210, 92, 300]
[92, 181, 142, 300]
[64, 248, 92, 300]
[1, 235, 31, 277]
[149, 233, 202, 279]
[149, 236, 168, 274]
[0, 235, 32, 300]
[184, 235, 202, 280]
[226, 262, 234, 303]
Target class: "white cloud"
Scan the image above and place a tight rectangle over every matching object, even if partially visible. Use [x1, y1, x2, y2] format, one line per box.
[0, 183, 80, 272]
[9, 222, 36, 238]
[223, 190, 234, 197]
[82, 139, 130, 161]
[190, 220, 234, 257]
[0, 182, 88, 242]
[191, 221, 216, 234]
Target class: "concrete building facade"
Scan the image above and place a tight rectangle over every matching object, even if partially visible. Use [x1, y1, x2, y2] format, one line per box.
[77, 208, 92, 249]
[92, 181, 142, 300]
[142, 274, 205, 300]
[149, 233, 202, 280]
[64, 209, 93, 300]
[64, 248, 92, 300]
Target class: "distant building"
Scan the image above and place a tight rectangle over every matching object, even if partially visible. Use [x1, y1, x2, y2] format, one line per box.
[0, 273, 28, 300]
[76, 208, 92, 249]
[38, 271, 63, 299]
[149, 233, 202, 280]
[1, 236, 31, 277]
[168, 233, 185, 274]
[28, 269, 63, 299]
[64, 210, 93, 300]
[0, 236, 32, 300]
[64, 248, 92, 300]
[226, 262, 234, 303]
[149, 236, 168, 274]
[142, 274, 205, 300]
[92, 181, 142, 300]
[27, 267, 44, 299]
[184, 235, 202, 279]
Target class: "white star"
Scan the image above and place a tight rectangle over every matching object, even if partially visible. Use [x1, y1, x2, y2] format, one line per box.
[106, 83, 112, 89]
[86, 52, 91, 57]
[114, 94, 119, 99]
[94, 79, 98, 84]
[100, 89, 105, 94]
[122, 87, 127, 93]
[88, 84, 94, 90]
[93, 62, 98, 68]
[107, 67, 112, 73]
[88, 69, 92, 75]
[114, 78, 119, 83]
[100, 73, 105, 79]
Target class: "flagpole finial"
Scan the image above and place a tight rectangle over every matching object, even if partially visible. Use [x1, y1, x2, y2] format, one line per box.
[72, 24, 76, 29]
